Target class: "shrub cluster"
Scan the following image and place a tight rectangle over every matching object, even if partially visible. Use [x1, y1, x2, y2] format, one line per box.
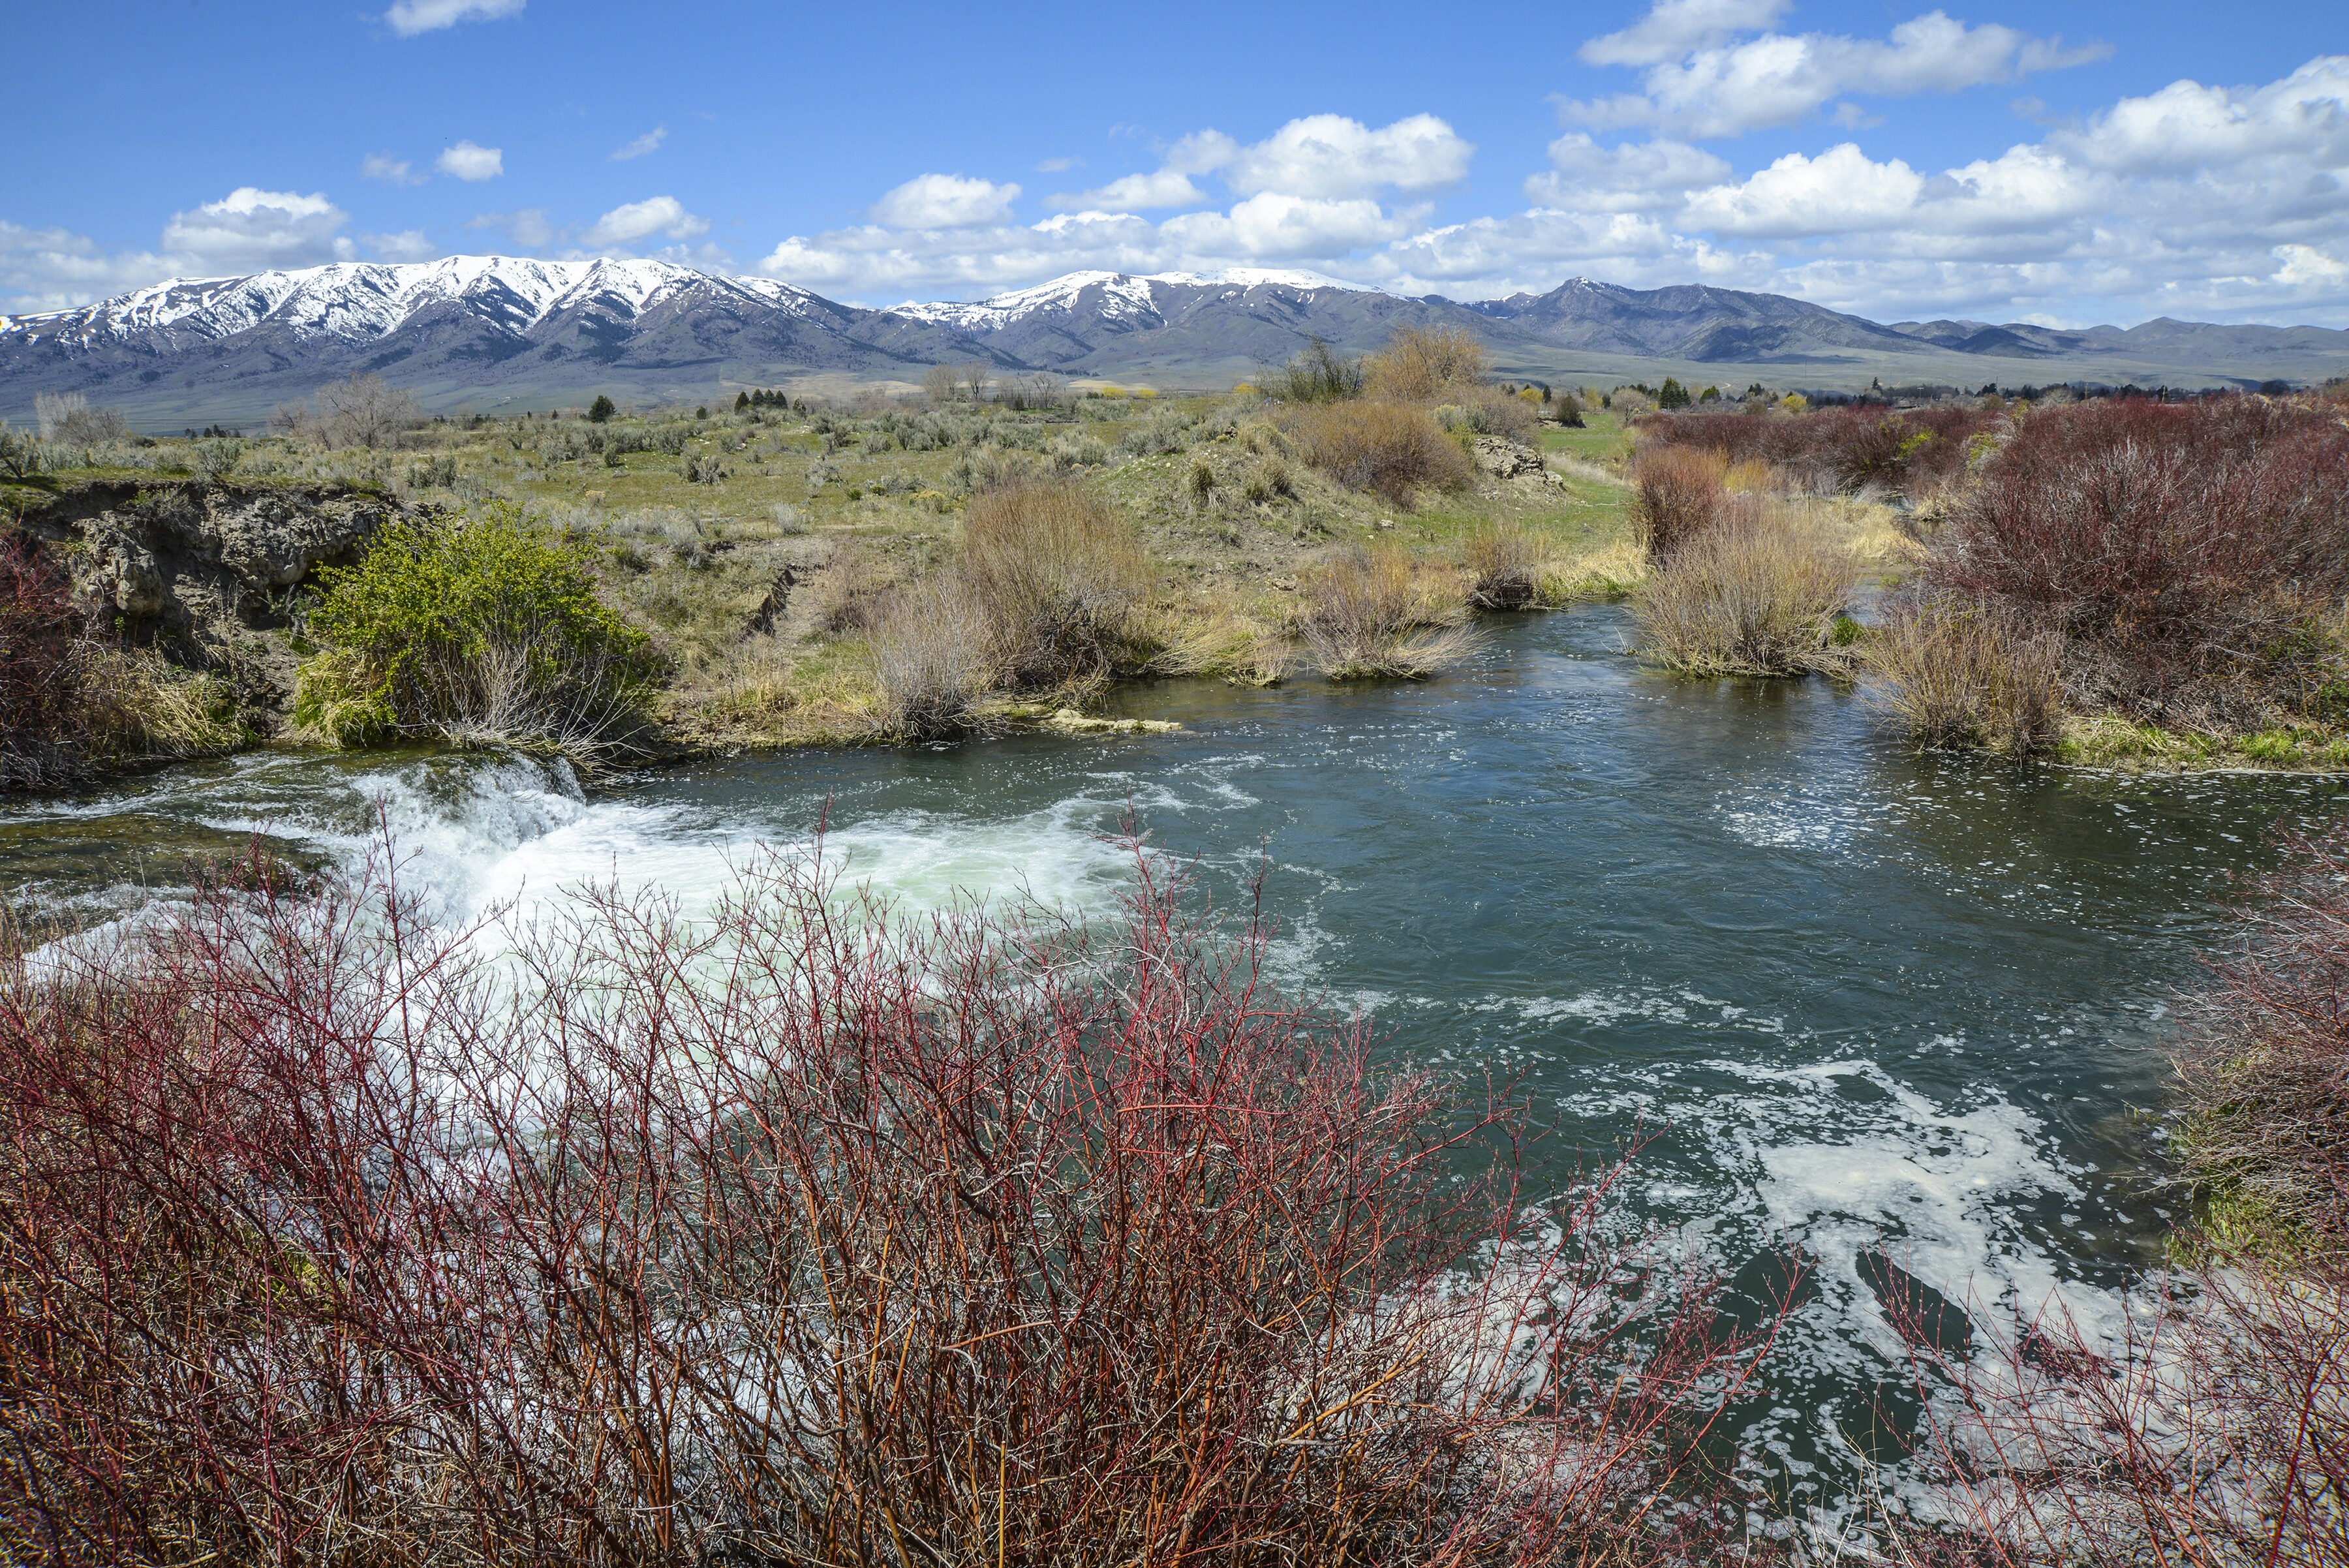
[1362, 325, 1486, 403]
[1629, 446, 1727, 559]
[1464, 521, 1541, 610]
[861, 483, 1156, 738]
[1286, 400, 1473, 505]
[1299, 546, 1479, 679]
[1865, 593, 2061, 753]
[1914, 396, 2349, 728]
[294, 502, 659, 761]
[958, 482, 1150, 690]
[1639, 404, 2004, 492]
[0, 844, 1780, 1567]
[1631, 499, 1854, 676]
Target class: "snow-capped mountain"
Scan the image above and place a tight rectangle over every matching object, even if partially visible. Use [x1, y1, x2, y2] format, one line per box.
[5, 256, 2344, 426]
[8, 257, 825, 350]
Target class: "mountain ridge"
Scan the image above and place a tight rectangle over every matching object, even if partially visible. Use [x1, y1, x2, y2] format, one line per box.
[7, 257, 2345, 425]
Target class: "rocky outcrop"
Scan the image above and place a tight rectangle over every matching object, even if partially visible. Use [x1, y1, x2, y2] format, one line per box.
[1471, 437, 1552, 481]
[17, 480, 415, 730]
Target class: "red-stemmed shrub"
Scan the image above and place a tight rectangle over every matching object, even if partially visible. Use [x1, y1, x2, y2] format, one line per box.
[1916, 397, 2349, 727]
[1871, 820, 2349, 1567]
[1641, 405, 2004, 493]
[1877, 1261, 2348, 1568]
[0, 840, 1793, 1566]
[1630, 446, 1727, 559]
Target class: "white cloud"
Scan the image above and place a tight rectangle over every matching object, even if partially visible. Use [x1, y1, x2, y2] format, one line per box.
[1164, 192, 1420, 258]
[161, 187, 354, 274]
[582, 196, 709, 247]
[436, 141, 503, 181]
[1682, 144, 1926, 235]
[361, 153, 427, 186]
[611, 125, 667, 161]
[384, 0, 522, 37]
[0, 221, 175, 315]
[2276, 244, 2349, 290]
[870, 174, 1022, 228]
[1526, 134, 1731, 211]
[1035, 155, 1082, 174]
[1218, 113, 1472, 197]
[1047, 169, 1208, 212]
[363, 229, 441, 262]
[1045, 112, 1471, 221]
[1580, 0, 1788, 68]
[1566, 5, 2110, 138]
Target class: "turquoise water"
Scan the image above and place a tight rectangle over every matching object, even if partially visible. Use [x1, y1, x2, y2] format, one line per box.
[6, 604, 2337, 1505]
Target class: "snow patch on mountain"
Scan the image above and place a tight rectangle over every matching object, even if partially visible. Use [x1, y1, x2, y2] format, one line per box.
[1, 257, 827, 348]
[885, 268, 1378, 330]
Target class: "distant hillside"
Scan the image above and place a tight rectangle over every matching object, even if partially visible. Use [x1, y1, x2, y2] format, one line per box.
[5, 256, 2344, 426]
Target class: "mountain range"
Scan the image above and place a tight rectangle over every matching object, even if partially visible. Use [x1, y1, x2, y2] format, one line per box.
[5, 256, 2345, 427]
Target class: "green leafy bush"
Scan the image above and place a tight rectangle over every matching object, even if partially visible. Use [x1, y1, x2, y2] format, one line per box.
[294, 503, 658, 761]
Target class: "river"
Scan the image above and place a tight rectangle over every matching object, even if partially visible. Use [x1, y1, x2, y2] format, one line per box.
[5, 604, 2337, 1509]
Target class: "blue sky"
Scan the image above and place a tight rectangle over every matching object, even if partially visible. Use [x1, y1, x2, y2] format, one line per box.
[4, 1, 2346, 326]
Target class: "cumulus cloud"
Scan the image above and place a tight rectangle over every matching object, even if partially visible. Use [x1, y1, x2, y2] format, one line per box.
[1526, 134, 1730, 212]
[870, 174, 1022, 228]
[161, 188, 354, 275]
[1056, 114, 1473, 214]
[1681, 144, 1926, 235]
[384, 0, 523, 37]
[581, 196, 709, 247]
[435, 141, 503, 181]
[1565, 5, 2109, 138]
[1218, 113, 1472, 197]
[1047, 169, 1208, 212]
[762, 113, 1469, 299]
[361, 153, 427, 186]
[1580, 0, 1788, 67]
[0, 221, 176, 315]
[611, 126, 667, 161]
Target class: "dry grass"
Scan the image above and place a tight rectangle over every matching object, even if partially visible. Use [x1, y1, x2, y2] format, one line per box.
[808, 543, 895, 634]
[1629, 445, 1727, 559]
[960, 482, 1152, 691]
[1363, 325, 1486, 403]
[1287, 401, 1474, 506]
[1632, 499, 1855, 675]
[1536, 539, 1648, 605]
[1299, 547, 1478, 679]
[1463, 521, 1541, 610]
[1866, 595, 2061, 753]
[1139, 598, 1293, 686]
[867, 579, 991, 739]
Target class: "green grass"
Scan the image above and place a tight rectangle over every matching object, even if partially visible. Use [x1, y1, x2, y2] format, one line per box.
[2057, 715, 2349, 771]
[23, 393, 1644, 754]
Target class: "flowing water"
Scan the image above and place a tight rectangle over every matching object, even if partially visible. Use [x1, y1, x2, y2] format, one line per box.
[6, 604, 2341, 1507]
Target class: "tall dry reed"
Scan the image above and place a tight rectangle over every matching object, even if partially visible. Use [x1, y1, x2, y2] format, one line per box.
[1632, 499, 1854, 675]
[1866, 595, 2062, 753]
[1300, 547, 1479, 679]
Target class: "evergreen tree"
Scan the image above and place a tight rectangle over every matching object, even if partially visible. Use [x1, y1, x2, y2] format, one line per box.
[587, 394, 617, 423]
